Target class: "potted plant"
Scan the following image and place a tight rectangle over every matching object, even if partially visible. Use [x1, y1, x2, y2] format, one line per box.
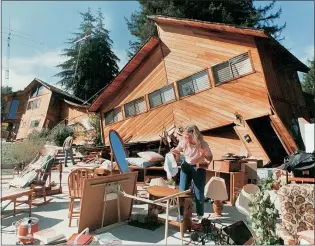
[249, 178, 281, 245]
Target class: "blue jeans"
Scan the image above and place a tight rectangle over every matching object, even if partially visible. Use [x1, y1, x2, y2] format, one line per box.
[64, 148, 75, 166]
[179, 160, 206, 216]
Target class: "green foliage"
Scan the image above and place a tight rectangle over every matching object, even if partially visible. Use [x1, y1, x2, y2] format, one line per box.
[126, 0, 286, 56]
[249, 177, 280, 245]
[257, 177, 279, 191]
[3, 129, 50, 166]
[55, 8, 119, 101]
[49, 124, 74, 146]
[302, 59, 315, 96]
[302, 59, 315, 120]
[88, 113, 102, 146]
[9, 138, 46, 165]
[28, 128, 51, 140]
[1, 86, 13, 121]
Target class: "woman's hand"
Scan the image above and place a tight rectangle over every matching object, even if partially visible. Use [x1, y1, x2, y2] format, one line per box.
[171, 148, 180, 155]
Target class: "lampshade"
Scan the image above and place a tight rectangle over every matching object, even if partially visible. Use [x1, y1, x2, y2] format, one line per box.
[149, 177, 168, 187]
[204, 177, 228, 201]
[235, 184, 260, 217]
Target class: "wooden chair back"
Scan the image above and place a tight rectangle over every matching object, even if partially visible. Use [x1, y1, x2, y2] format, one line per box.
[68, 168, 95, 199]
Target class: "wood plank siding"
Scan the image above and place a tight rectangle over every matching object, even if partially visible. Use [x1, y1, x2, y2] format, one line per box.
[91, 17, 308, 164]
[17, 86, 52, 139]
[255, 38, 309, 153]
[100, 22, 271, 152]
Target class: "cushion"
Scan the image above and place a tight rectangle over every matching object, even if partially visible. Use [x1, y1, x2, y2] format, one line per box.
[137, 151, 164, 162]
[297, 230, 314, 244]
[125, 158, 159, 168]
[278, 184, 314, 236]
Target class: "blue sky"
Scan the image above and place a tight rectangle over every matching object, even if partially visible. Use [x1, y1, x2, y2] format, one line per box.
[1, 1, 314, 91]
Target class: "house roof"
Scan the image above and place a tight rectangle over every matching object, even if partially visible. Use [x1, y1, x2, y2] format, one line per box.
[148, 15, 270, 38]
[25, 78, 85, 104]
[89, 16, 309, 112]
[88, 37, 160, 112]
[64, 99, 89, 108]
[149, 15, 309, 73]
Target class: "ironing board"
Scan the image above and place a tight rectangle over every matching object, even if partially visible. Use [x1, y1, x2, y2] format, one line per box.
[108, 130, 190, 245]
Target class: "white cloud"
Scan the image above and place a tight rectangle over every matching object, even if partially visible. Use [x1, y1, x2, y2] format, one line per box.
[1, 49, 65, 91]
[2, 46, 131, 92]
[293, 45, 314, 65]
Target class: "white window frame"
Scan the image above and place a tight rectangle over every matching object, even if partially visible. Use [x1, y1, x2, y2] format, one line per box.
[212, 52, 253, 85]
[148, 84, 176, 109]
[177, 69, 211, 98]
[124, 97, 147, 118]
[104, 107, 123, 125]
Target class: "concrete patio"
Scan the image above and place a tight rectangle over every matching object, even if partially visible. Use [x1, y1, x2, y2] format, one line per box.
[1, 166, 247, 245]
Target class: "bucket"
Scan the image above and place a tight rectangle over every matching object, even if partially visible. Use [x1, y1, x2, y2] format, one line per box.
[13, 217, 39, 244]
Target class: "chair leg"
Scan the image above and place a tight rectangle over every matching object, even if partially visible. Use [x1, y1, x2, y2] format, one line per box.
[42, 186, 46, 203]
[69, 199, 74, 227]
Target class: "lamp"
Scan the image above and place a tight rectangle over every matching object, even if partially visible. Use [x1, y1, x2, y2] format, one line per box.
[235, 184, 260, 224]
[149, 177, 168, 187]
[204, 177, 228, 217]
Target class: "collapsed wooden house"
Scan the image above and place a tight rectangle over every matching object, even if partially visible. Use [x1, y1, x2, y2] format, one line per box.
[89, 16, 310, 166]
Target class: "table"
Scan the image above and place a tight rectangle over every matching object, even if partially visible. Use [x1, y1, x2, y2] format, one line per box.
[146, 186, 192, 244]
[1, 188, 32, 219]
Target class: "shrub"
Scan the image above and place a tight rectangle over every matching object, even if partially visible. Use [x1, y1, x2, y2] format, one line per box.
[28, 128, 50, 140]
[49, 124, 74, 146]
[10, 138, 46, 165]
[88, 114, 102, 146]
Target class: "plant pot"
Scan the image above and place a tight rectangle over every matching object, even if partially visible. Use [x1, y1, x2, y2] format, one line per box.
[213, 200, 223, 217]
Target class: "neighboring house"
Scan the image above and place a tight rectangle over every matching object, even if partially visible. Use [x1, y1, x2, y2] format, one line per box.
[3, 90, 28, 139]
[11, 78, 91, 140]
[89, 16, 309, 166]
[62, 99, 94, 145]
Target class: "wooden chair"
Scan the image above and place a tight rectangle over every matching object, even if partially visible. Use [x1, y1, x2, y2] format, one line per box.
[68, 168, 95, 227]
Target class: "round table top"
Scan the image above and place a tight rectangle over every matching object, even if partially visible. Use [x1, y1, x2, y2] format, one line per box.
[147, 185, 190, 198]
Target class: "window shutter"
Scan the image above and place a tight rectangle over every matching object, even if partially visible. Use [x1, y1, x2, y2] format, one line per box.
[178, 77, 194, 98]
[149, 90, 163, 108]
[192, 70, 210, 92]
[8, 100, 19, 119]
[213, 61, 233, 84]
[113, 107, 123, 122]
[135, 97, 146, 114]
[125, 102, 136, 118]
[161, 85, 175, 103]
[230, 53, 252, 77]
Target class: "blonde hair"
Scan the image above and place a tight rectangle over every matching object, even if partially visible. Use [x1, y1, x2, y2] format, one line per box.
[184, 125, 203, 147]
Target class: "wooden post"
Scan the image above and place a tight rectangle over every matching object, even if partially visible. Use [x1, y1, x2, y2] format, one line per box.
[165, 199, 170, 245]
[110, 149, 114, 175]
[101, 185, 108, 227]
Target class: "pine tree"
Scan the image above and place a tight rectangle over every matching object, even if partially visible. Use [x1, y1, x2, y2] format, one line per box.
[302, 59, 315, 120]
[126, 0, 286, 57]
[302, 59, 315, 96]
[1, 86, 13, 121]
[55, 8, 119, 101]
